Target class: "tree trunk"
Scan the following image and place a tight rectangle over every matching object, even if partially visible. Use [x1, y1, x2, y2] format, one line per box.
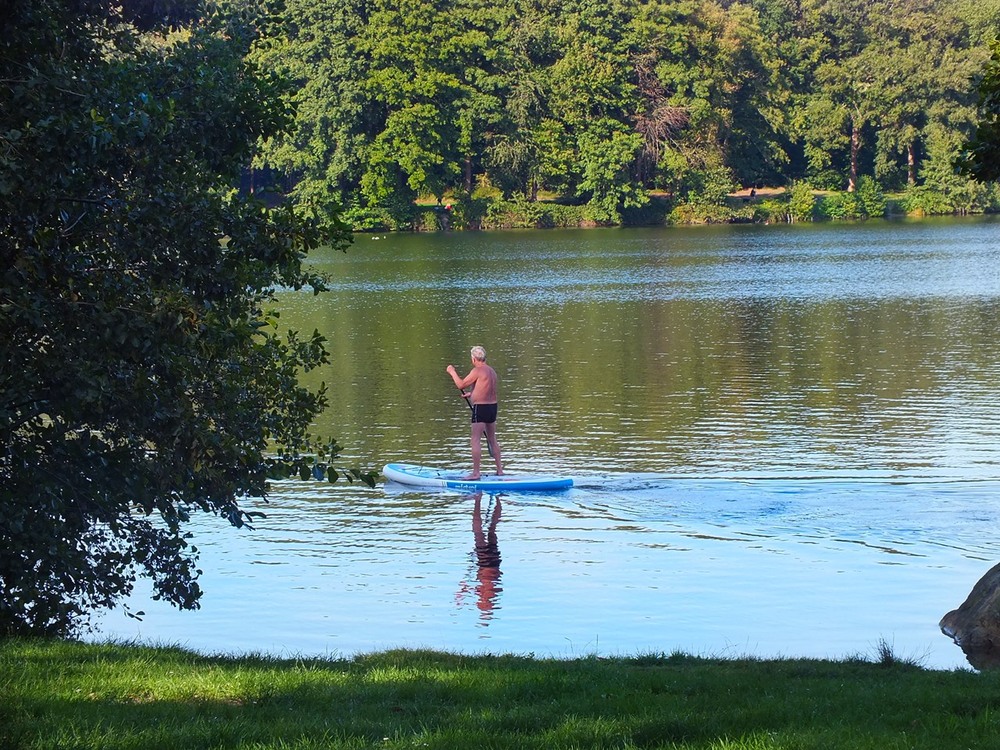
[464, 156, 473, 194]
[848, 121, 861, 192]
[907, 142, 917, 186]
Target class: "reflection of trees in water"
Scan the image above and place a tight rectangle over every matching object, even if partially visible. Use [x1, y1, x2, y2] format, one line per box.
[455, 493, 502, 625]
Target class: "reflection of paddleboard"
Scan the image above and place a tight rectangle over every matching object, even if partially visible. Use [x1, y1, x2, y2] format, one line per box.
[382, 463, 573, 492]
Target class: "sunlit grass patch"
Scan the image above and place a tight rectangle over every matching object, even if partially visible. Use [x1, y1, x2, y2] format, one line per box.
[3, 639, 1000, 750]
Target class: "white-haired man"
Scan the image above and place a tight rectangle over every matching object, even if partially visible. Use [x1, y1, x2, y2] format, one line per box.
[446, 346, 504, 479]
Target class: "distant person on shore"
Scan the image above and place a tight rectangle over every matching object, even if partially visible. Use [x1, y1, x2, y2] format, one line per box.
[446, 346, 504, 479]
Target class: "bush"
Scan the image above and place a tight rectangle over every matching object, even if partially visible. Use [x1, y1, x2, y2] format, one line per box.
[756, 198, 790, 223]
[449, 195, 489, 230]
[856, 176, 887, 217]
[542, 202, 596, 228]
[621, 197, 673, 226]
[414, 209, 443, 231]
[787, 183, 816, 222]
[818, 191, 863, 220]
[977, 183, 1000, 212]
[477, 196, 603, 229]
[686, 167, 739, 207]
[344, 206, 393, 232]
[482, 195, 545, 229]
[900, 186, 954, 216]
[668, 202, 733, 224]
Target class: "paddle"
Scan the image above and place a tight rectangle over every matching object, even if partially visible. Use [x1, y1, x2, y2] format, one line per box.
[459, 390, 494, 458]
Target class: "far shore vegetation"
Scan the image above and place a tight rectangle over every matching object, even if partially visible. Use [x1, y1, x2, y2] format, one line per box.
[4, 638, 999, 750]
[253, 0, 1000, 235]
[380, 181, 989, 234]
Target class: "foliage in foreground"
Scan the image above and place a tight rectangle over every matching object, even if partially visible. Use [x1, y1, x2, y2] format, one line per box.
[0, 0, 372, 640]
[3, 640, 1000, 750]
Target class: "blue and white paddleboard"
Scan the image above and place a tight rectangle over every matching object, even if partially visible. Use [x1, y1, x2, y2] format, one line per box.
[383, 463, 573, 492]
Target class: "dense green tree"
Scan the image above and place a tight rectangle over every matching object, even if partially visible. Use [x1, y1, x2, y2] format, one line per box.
[954, 0, 1000, 45]
[357, 0, 504, 221]
[577, 120, 646, 222]
[794, 0, 888, 190]
[870, 2, 985, 191]
[483, 0, 560, 200]
[703, 1, 789, 188]
[253, 0, 373, 210]
[0, 0, 371, 637]
[249, 0, 994, 222]
[811, 46, 898, 191]
[791, 0, 986, 193]
[630, 0, 709, 196]
[638, 0, 786, 199]
[120, 0, 202, 29]
[961, 40, 1000, 182]
[544, 0, 648, 218]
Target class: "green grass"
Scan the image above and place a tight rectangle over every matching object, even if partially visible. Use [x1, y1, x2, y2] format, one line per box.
[3, 639, 1000, 749]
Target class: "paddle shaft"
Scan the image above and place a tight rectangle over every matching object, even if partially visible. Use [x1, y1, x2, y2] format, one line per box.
[460, 391, 494, 458]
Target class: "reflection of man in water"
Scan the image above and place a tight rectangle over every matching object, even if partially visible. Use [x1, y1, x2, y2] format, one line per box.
[456, 492, 503, 624]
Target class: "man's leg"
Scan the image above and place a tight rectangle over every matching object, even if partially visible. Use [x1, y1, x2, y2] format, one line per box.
[468, 422, 486, 479]
[485, 423, 503, 474]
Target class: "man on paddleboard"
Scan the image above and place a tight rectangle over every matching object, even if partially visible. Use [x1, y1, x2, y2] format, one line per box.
[446, 346, 504, 480]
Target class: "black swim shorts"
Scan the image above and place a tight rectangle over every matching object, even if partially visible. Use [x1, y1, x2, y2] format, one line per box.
[471, 403, 498, 424]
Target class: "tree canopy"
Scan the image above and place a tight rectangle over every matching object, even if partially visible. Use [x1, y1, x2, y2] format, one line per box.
[962, 39, 1000, 182]
[0, 0, 372, 638]
[255, 0, 1000, 227]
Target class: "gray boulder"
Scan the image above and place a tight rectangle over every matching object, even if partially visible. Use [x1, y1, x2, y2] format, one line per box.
[941, 562, 1000, 670]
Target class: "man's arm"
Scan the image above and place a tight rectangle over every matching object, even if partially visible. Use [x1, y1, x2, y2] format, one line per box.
[446, 365, 478, 391]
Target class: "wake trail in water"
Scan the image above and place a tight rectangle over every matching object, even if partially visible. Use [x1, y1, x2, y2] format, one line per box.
[568, 471, 1000, 493]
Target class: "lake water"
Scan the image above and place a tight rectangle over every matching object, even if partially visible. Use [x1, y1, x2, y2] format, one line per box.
[94, 218, 1000, 669]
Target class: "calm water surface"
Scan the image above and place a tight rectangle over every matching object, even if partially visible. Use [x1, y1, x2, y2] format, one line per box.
[96, 219, 1000, 669]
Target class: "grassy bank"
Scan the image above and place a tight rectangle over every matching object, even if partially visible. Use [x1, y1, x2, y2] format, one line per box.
[3, 640, 1000, 749]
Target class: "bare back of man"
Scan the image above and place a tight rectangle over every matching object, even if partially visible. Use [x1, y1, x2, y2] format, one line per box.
[464, 363, 497, 405]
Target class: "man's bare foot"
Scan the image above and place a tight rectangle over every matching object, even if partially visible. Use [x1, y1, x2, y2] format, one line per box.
[461, 474, 481, 481]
